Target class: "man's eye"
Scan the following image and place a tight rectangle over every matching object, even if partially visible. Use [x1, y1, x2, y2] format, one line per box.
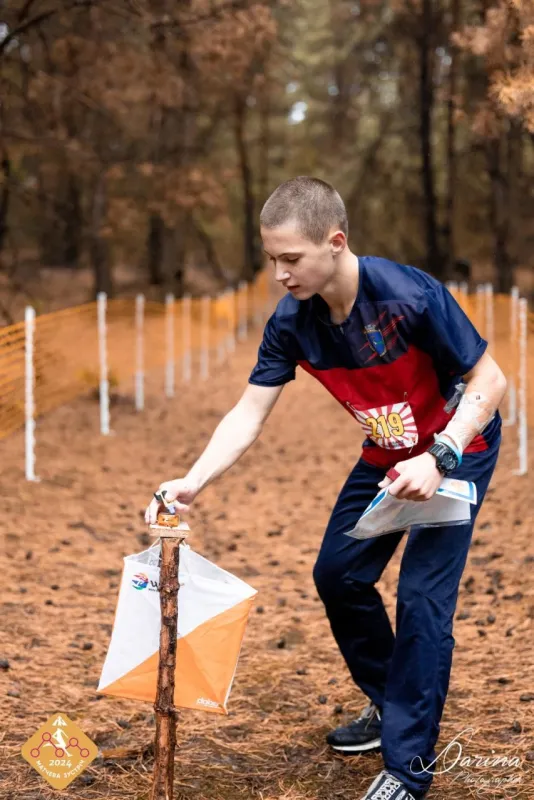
[286, 258, 299, 264]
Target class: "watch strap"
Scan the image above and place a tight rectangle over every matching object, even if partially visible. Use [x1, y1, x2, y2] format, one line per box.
[434, 433, 463, 465]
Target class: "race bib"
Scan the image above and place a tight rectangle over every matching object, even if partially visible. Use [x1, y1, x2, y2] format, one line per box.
[346, 400, 419, 450]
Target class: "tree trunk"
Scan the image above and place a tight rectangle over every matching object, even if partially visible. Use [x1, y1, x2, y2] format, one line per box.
[503, 119, 521, 291]
[172, 215, 186, 297]
[418, 0, 443, 278]
[63, 173, 82, 268]
[193, 217, 226, 281]
[486, 134, 510, 293]
[444, 0, 460, 277]
[39, 185, 65, 267]
[234, 94, 261, 279]
[174, 2, 195, 296]
[258, 69, 271, 206]
[487, 122, 519, 294]
[329, 2, 349, 149]
[0, 152, 10, 254]
[148, 213, 165, 286]
[90, 173, 113, 296]
[146, 212, 185, 296]
[38, 171, 82, 268]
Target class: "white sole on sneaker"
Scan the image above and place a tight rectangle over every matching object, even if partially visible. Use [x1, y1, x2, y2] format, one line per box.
[331, 737, 381, 753]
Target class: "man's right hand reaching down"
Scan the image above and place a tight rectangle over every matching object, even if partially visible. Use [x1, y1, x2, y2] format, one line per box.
[144, 478, 199, 525]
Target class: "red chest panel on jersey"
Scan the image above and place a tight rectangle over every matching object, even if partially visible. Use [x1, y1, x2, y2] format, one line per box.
[297, 345, 487, 468]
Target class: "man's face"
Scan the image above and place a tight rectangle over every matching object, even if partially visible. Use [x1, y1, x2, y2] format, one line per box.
[261, 221, 345, 300]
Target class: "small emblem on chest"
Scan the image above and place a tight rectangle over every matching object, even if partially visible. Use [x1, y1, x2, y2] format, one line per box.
[364, 325, 386, 357]
[361, 312, 405, 362]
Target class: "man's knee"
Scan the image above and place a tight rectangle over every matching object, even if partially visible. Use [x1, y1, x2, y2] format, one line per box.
[313, 554, 371, 605]
[396, 579, 457, 634]
[313, 556, 339, 602]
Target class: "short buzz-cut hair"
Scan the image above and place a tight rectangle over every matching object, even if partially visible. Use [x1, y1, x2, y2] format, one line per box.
[260, 176, 348, 245]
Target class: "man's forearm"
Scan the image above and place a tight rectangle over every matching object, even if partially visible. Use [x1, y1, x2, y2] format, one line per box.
[185, 407, 262, 492]
[439, 354, 507, 453]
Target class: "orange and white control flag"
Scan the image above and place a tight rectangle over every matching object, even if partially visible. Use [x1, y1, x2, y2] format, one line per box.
[97, 543, 257, 714]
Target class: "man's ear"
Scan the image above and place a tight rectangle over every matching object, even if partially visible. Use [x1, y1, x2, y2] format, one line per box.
[329, 230, 346, 255]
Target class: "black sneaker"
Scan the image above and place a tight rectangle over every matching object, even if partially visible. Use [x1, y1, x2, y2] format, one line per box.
[326, 702, 381, 753]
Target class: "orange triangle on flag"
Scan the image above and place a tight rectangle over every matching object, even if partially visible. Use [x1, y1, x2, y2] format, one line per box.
[99, 596, 255, 714]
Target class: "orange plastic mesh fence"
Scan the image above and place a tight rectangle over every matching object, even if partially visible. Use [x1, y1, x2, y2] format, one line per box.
[0, 280, 530, 442]
[0, 271, 270, 441]
[0, 321, 27, 439]
[451, 290, 532, 401]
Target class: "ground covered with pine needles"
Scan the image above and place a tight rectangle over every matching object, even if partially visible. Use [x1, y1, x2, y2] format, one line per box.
[1, 335, 533, 800]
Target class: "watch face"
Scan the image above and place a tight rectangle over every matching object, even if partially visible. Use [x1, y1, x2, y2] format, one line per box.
[441, 449, 458, 472]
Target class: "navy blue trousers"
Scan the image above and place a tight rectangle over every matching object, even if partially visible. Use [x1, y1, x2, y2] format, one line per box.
[313, 417, 501, 798]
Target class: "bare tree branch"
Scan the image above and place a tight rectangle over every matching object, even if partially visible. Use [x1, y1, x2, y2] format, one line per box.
[0, 0, 136, 55]
[154, 0, 276, 31]
[1, 2, 95, 56]
[17, 0, 40, 22]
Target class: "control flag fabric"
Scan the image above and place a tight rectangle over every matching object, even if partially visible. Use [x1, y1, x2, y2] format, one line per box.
[97, 542, 257, 714]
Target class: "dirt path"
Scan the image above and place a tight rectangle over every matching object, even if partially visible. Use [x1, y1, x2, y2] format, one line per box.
[1, 334, 533, 800]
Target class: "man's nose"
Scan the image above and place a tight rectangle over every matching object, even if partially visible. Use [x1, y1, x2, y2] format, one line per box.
[274, 263, 291, 283]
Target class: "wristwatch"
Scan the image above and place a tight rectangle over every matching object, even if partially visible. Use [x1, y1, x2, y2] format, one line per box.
[427, 442, 460, 476]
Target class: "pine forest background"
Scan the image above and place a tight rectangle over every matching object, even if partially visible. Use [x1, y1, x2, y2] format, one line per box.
[1, 0, 533, 322]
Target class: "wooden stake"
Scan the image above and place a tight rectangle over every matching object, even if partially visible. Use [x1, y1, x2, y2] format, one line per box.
[149, 519, 189, 800]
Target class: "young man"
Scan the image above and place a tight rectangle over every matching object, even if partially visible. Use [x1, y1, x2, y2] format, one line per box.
[146, 177, 506, 800]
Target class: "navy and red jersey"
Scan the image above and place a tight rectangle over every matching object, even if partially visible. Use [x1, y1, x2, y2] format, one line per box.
[248, 256, 501, 469]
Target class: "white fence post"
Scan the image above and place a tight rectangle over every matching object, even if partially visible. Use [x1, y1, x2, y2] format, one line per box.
[217, 292, 226, 365]
[459, 281, 468, 311]
[243, 281, 249, 340]
[476, 284, 485, 332]
[135, 294, 145, 411]
[97, 292, 110, 436]
[165, 293, 175, 399]
[513, 297, 528, 476]
[254, 282, 262, 328]
[504, 286, 519, 427]
[237, 280, 248, 342]
[200, 295, 210, 381]
[182, 294, 192, 383]
[226, 288, 236, 354]
[485, 282, 494, 353]
[25, 306, 39, 481]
